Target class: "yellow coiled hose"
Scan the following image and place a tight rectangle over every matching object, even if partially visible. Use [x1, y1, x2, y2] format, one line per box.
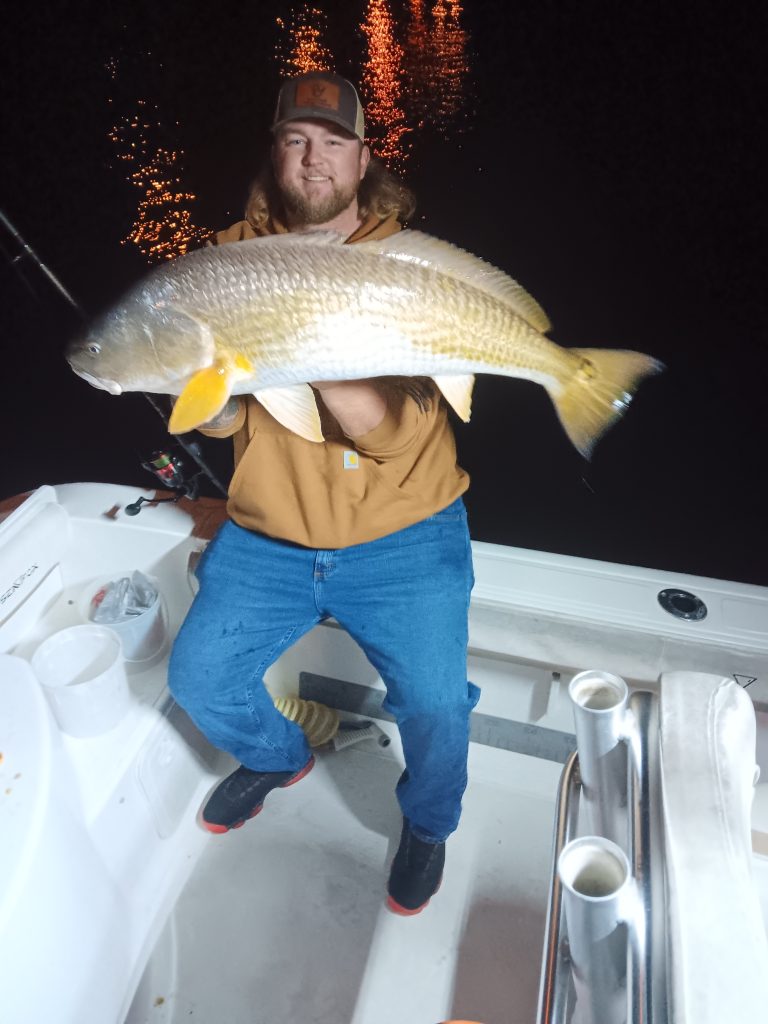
[273, 696, 340, 747]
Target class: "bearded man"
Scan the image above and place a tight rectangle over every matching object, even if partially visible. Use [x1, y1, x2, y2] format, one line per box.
[169, 72, 477, 916]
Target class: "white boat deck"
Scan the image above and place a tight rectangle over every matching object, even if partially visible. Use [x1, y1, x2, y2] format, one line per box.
[3, 484, 768, 1024]
[130, 732, 562, 1024]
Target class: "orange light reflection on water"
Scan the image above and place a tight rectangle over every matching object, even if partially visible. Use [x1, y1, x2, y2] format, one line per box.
[424, 0, 470, 125]
[361, 0, 411, 173]
[125, 147, 211, 262]
[107, 61, 211, 264]
[276, 7, 333, 75]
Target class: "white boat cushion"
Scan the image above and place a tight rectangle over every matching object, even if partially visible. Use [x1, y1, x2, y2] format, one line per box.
[660, 671, 768, 1023]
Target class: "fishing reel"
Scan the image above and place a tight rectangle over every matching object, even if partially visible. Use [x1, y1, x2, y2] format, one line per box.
[124, 447, 204, 516]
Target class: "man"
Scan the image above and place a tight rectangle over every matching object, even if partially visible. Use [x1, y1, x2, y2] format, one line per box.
[169, 72, 478, 916]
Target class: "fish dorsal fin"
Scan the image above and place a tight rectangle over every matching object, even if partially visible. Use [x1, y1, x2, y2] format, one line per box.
[255, 384, 324, 442]
[363, 230, 552, 333]
[431, 374, 475, 422]
[169, 352, 253, 434]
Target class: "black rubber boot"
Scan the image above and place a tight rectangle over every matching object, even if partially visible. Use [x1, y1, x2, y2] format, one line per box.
[199, 756, 315, 834]
[386, 818, 445, 915]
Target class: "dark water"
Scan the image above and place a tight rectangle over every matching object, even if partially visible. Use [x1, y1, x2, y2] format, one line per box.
[2, 1, 766, 585]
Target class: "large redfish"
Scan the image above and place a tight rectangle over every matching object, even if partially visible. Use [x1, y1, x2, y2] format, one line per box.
[66, 230, 662, 456]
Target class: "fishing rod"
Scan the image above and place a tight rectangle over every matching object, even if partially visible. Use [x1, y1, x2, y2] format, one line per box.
[0, 208, 228, 498]
[0, 209, 85, 312]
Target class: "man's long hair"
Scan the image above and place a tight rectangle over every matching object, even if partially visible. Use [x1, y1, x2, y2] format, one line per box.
[243, 156, 416, 232]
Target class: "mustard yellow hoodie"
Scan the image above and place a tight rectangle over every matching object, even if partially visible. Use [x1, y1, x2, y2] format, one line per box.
[202, 213, 469, 548]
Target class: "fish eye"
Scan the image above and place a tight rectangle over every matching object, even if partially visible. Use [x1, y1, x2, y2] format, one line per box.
[87, 342, 101, 356]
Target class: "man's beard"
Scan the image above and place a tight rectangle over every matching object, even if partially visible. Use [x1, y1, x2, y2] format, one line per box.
[280, 179, 359, 226]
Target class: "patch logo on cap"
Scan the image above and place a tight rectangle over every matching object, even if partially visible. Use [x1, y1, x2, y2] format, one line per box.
[296, 80, 341, 111]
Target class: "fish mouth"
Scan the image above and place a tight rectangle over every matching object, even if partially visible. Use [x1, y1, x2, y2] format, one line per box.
[71, 367, 123, 395]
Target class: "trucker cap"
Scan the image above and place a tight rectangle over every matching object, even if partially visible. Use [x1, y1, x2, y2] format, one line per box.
[272, 72, 365, 142]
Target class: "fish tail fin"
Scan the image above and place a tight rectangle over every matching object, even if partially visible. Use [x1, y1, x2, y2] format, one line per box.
[549, 347, 664, 458]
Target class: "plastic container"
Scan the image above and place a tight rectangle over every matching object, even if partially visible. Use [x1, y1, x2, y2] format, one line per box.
[31, 624, 131, 737]
[78, 572, 168, 666]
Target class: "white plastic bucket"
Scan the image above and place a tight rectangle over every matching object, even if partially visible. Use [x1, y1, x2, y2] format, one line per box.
[31, 624, 131, 737]
[79, 573, 168, 665]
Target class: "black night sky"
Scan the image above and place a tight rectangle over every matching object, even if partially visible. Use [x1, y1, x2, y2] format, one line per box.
[1, 1, 766, 585]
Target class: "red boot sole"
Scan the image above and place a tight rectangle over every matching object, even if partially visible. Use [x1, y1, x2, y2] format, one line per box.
[385, 877, 442, 916]
[200, 755, 315, 834]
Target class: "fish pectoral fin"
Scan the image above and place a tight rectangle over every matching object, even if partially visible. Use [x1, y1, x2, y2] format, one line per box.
[255, 384, 324, 442]
[168, 353, 253, 434]
[431, 374, 475, 422]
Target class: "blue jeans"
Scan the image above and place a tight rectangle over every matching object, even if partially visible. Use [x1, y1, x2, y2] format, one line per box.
[169, 498, 478, 842]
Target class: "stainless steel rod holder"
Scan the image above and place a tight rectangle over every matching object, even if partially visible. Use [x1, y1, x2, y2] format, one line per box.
[559, 837, 633, 1024]
[569, 670, 629, 851]
[536, 673, 669, 1024]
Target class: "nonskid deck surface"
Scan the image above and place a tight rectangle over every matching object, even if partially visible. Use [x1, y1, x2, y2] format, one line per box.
[145, 735, 562, 1024]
